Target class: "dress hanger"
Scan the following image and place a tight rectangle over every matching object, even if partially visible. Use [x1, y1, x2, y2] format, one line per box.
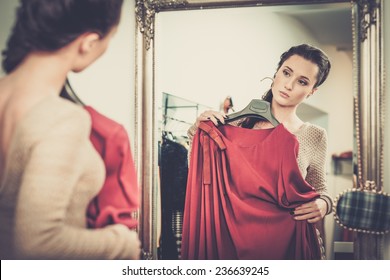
[60, 78, 85, 106]
[225, 99, 279, 127]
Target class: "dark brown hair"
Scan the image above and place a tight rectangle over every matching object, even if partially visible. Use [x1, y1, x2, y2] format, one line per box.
[2, 0, 124, 73]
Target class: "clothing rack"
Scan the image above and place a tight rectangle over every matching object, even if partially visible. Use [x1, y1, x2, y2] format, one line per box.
[161, 93, 209, 139]
[163, 115, 193, 126]
[159, 93, 209, 260]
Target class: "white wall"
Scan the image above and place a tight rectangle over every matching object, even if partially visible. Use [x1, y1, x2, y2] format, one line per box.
[306, 46, 353, 156]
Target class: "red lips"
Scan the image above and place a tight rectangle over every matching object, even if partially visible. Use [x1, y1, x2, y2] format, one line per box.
[279, 91, 290, 98]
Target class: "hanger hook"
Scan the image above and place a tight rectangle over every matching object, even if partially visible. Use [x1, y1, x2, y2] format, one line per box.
[260, 76, 274, 83]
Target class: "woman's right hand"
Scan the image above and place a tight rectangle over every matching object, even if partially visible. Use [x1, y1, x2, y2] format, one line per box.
[195, 110, 227, 127]
[188, 110, 227, 139]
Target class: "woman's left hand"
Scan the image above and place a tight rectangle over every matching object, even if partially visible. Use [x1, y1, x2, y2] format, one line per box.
[292, 198, 327, 223]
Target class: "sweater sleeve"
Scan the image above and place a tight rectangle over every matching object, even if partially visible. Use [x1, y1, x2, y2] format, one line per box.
[14, 110, 138, 259]
[304, 129, 333, 215]
[186, 124, 198, 166]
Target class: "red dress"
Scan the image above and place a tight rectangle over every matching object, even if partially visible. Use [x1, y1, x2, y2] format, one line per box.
[181, 121, 321, 259]
[85, 106, 139, 230]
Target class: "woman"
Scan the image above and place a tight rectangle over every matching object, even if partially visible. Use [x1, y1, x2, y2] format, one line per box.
[0, 0, 140, 259]
[184, 44, 332, 259]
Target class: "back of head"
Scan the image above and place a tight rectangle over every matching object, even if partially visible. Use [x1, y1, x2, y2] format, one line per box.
[2, 0, 124, 73]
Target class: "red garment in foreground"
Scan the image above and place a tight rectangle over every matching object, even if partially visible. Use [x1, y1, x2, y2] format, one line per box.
[181, 121, 321, 260]
[85, 106, 139, 229]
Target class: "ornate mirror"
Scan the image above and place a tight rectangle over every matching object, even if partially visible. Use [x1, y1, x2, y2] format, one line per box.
[134, 0, 385, 260]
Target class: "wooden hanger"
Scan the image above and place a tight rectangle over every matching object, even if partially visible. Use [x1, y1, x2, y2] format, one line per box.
[225, 99, 279, 127]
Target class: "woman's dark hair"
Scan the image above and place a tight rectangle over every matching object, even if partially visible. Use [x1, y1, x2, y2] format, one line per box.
[243, 44, 331, 128]
[2, 0, 124, 73]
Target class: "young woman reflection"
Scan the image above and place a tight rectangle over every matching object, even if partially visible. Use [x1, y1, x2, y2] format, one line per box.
[184, 44, 332, 259]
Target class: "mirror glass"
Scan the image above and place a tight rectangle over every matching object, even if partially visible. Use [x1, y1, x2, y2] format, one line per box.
[155, 2, 354, 260]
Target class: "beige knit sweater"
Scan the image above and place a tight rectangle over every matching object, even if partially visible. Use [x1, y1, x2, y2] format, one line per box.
[187, 121, 333, 214]
[0, 96, 136, 259]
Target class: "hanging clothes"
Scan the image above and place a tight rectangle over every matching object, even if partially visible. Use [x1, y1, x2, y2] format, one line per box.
[85, 106, 139, 230]
[181, 121, 321, 260]
[160, 137, 188, 259]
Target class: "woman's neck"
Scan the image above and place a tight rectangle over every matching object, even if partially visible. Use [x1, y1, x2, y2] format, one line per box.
[10, 52, 71, 97]
[271, 100, 304, 132]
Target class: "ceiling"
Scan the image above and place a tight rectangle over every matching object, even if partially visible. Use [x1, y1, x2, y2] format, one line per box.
[276, 3, 353, 51]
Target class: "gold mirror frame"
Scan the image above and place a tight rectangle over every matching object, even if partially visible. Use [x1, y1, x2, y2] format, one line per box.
[134, 0, 385, 259]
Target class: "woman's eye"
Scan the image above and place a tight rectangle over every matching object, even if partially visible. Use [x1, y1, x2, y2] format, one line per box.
[299, 80, 308, 86]
[283, 70, 290, 76]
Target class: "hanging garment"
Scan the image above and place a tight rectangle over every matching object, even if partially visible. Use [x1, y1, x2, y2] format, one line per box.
[181, 121, 321, 260]
[85, 106, 139, 230]
[160, 137, 188, 259]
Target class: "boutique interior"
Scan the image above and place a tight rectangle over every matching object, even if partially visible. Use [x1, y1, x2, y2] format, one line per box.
[0, 0, 389, 260]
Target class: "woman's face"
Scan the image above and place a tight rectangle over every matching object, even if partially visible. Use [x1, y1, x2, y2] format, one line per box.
[271, 54, 319, 108]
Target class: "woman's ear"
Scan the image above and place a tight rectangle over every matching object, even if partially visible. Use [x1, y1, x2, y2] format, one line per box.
[307, 87, 318, 98]
[79, 32, 101, 55]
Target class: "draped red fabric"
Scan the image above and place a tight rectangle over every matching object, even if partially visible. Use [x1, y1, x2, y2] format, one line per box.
[181, 121, 321, 260]
[85, 106, 139, 230]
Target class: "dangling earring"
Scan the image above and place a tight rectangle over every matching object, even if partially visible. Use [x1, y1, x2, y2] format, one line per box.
[307, 88, 316, 98]
[306, 93, 314, 99]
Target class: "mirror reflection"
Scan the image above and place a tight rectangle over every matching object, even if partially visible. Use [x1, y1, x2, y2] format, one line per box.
[156, 2, 353, 259]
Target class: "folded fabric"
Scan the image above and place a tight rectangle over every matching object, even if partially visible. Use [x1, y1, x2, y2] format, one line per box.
[85, 106, 139, 230]
[181, 121, 321, 259]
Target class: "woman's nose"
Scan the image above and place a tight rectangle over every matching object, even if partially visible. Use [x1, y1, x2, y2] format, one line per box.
[284, 79, 293, 90]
